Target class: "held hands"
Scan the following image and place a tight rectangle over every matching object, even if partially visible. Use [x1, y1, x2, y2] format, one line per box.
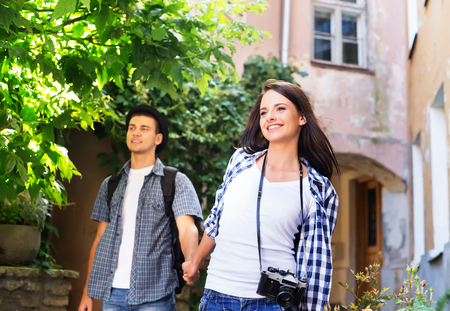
[182, 261, 200, 284]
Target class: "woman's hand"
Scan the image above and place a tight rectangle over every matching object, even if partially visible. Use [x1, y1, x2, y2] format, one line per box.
[182, 261, 200, 283]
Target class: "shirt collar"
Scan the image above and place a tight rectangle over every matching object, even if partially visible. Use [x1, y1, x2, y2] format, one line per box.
[118, 158, 165, 176]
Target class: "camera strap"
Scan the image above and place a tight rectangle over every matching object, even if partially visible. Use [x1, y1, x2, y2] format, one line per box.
[256, 153, 308, 278]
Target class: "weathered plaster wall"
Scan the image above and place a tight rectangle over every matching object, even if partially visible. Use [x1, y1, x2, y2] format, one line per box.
[381, 190, 410, 264]
[288, 0, 409, 181]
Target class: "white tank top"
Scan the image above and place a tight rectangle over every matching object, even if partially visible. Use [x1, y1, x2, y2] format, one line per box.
[205, 163, 315, 298]
[112, 165, 153, 288]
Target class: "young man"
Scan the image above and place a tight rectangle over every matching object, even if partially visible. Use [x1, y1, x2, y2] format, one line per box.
[78, 105, 202, 311]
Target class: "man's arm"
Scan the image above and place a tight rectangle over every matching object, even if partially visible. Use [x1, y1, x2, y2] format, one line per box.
[78, 221, 108, 311]
[182, 233, 214, 283]
[176, 215, 198, 262]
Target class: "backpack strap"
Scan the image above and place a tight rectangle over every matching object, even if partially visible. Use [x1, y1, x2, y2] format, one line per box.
[161, 166, 186, 294]
[107, 173, 121, 208]
[161, 167, 178, 218]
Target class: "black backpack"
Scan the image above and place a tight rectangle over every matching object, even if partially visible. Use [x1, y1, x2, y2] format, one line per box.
[107, 166, 186, 294]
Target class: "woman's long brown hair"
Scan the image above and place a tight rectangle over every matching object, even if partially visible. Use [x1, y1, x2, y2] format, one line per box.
[241, 79, 340, 179]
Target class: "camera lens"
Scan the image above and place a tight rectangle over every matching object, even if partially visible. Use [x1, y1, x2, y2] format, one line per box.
[276, 287, 294, 308]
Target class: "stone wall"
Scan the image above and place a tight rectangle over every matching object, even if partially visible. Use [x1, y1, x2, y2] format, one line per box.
[0, 266, 79, 311]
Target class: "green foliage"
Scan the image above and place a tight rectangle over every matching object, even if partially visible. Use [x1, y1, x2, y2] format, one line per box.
[337, 262, 393, 310]
[335, 264, 445, 311]
[0, 190, 51, 230]
[0, 0, 270, 209]
[30, 222, 65, 274]
[395, 265, 435, 311]
[435, 288, 450, 311]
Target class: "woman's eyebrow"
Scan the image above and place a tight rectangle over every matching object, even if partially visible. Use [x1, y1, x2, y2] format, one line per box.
[260, 103, 287, 110]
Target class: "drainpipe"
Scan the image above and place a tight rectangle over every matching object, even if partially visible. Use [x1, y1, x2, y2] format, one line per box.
[281, 0, 291, 66]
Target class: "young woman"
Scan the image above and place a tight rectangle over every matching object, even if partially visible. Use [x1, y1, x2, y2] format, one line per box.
[183, 80, 340, 311]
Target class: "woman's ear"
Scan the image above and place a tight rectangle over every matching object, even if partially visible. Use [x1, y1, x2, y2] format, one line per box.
[299, 113, 307, 126]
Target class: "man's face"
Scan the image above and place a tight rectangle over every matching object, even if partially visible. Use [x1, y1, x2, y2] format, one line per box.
[126, 115, 163, 156]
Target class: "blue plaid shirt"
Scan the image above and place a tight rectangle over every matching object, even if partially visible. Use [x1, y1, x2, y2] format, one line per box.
[87, 158, 202, 304]
[204, 149, 339, 310]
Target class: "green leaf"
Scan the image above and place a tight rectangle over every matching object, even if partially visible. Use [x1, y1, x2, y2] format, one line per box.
[80, 0, 90, 11]
[114, 74, 123, 90]
[0, 6, 15, 32]
[41, 124, 55, 143]
[95, 4, 111, 36]
[5, 154, 16, 175]
[12, 16, 32, 33]
[11, 0, 25, 11]
[96, 65, 108, 90]
[151, 27, 167, 41]
[20, 105, 38, 122]
[78, 58, 95, 75]
[52, 0, 77, 20]
[198, 59, 213, 72]
[72, 22, 86, 38]
[16, 161, 29, 184]
[45, 37, 55, 55]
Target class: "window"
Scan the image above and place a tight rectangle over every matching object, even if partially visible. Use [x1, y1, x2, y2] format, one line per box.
[430, 84, 449, 254]
[313, 0, 366, 67]
[412, 134, 425, 264]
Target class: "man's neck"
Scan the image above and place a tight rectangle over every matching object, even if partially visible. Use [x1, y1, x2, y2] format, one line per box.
[130, 152, 157, 169]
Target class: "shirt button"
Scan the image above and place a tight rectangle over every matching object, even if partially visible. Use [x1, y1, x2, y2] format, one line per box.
[116, 233, 119, 236]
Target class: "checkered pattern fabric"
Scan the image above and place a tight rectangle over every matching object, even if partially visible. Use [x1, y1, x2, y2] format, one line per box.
[87, 159, 202, 304]
[203, 148, 339, 310]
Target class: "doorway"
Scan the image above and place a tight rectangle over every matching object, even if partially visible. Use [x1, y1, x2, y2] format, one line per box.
[356, 178, 383, 294]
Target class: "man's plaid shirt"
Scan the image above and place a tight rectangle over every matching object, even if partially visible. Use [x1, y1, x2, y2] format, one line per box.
[87, 158, 202, 304]
[203, 148, 339, 310]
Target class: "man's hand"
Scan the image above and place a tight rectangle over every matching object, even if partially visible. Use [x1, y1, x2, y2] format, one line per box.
[182, 261, 200, 283]
[78, 294, 93, 311]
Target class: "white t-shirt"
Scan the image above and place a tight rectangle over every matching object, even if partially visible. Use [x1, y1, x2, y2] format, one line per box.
[112, 165, 153, 288]
[205, 163, 315, 298]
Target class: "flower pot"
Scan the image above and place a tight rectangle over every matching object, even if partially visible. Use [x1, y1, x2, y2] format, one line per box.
[0, 224, 41, 265]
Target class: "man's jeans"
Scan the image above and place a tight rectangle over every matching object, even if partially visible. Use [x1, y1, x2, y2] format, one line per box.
[199, 289, 299, 311]
[102, 288, 177, 311]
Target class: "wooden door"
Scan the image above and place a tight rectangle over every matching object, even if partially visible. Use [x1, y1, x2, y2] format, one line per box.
[356, 179, 383, 295]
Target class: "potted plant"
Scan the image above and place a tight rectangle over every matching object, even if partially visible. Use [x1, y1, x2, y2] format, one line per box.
[0, 190, 51, 265]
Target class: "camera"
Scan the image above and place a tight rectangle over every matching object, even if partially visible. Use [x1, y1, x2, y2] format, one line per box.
[256, 266, 307, 308]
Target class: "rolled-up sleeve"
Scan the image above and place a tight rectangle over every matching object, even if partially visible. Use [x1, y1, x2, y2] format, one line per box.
[90, 178, 111, 223]
[172, 172, 203, 224]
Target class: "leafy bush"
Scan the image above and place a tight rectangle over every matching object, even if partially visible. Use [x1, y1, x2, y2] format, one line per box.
[331, 263, 450, 311]
[336, 262, 393, 310]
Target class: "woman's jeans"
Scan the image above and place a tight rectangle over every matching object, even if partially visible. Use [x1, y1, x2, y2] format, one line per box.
[102, 288, 177, 311]
[199, 289, 299, 311]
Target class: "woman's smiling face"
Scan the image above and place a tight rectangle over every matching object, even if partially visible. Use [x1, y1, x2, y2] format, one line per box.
[259, 90, 306, 144]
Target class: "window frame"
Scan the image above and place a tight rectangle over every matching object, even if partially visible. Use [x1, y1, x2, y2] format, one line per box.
[312, 0, 367, 68]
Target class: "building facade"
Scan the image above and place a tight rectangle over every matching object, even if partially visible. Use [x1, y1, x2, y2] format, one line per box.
[406, 0, 450, 306]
